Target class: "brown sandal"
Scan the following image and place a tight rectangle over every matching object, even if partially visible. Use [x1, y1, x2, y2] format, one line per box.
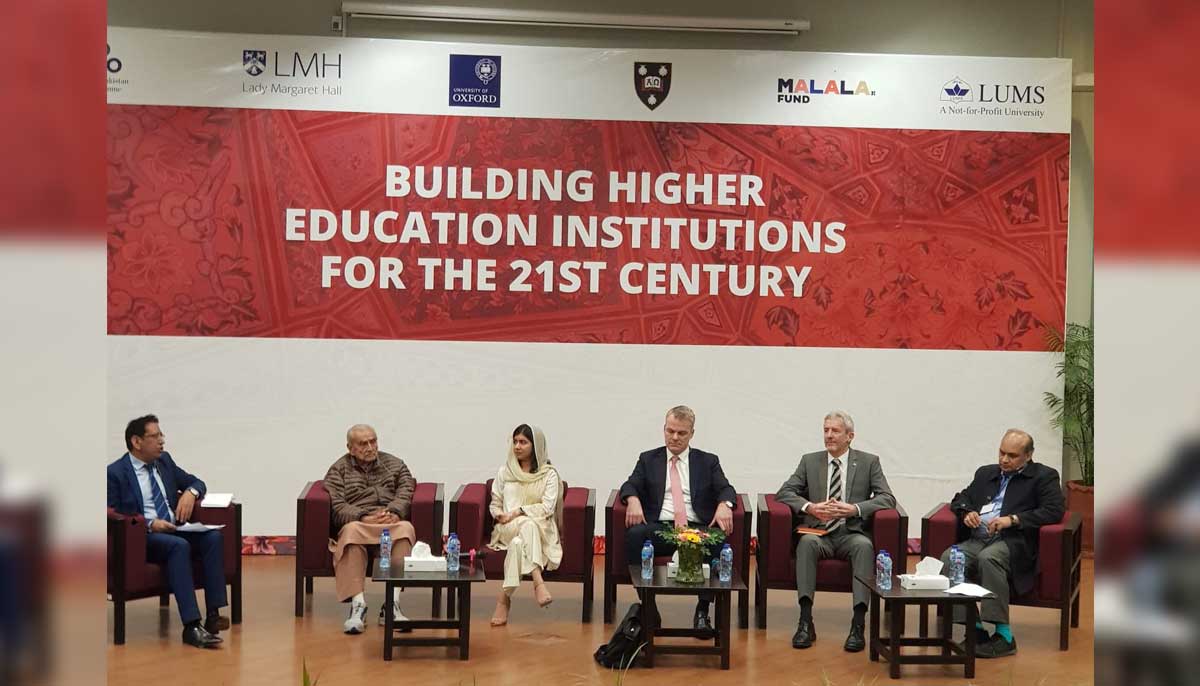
[534, 581, 553, 608]
[490, 594, 511, 626]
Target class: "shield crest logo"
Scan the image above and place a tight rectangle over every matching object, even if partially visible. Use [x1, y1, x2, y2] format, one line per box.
[243, 50, 267, 77]
[634, 62, 671, 110]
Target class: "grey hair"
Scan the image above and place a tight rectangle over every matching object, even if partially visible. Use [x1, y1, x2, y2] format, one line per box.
[346, 423, 377, 444]
[1003, 428, 1034, 455]
[824, 410, 855, 433]
[666, 405, 696, 427]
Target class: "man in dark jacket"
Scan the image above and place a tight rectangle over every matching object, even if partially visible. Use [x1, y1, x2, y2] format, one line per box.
[941, 428, 1065, 658]
[619, 405, 736, 633]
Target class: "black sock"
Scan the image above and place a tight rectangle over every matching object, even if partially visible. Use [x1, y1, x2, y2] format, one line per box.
[696, 600, 710, 615]
[852, 603, 867, 626]
[185, 619, 200, 630]
[799, 597, 813, 622]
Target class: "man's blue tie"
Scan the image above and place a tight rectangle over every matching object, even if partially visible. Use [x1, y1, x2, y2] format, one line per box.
[147, 463, 173, 522]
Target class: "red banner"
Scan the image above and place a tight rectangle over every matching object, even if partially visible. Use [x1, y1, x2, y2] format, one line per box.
[107, 106, 1067, 350]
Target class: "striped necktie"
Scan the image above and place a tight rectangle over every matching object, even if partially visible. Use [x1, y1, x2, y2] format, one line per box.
[824, 458, 843, 530]
[147, 463, 173, 522]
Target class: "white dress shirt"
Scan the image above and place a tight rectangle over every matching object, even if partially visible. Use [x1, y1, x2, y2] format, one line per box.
[801, 451, 862, 518]
[659, 447, 700, 524]
[128, 453, 174, 527]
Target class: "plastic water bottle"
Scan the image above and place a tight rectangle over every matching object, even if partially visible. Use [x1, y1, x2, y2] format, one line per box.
[878, 550, 893, 591]
[446, 533, 460, 573]
[949, 545, 966, 585]
[379, 528, 392, 573]
[641, 540, 654, 580]
[718, 543, 733, 583]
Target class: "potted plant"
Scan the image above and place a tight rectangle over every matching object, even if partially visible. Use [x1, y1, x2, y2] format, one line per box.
[657, 526, 726, 583]
[1044, 322, 1094, 555]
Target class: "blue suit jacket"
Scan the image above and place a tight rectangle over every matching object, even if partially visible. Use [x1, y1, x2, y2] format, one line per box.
[107, 451, 207, 519]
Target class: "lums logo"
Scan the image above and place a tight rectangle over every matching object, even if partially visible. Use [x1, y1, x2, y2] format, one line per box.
[777, 78, 875, 104]
[107, 44, 122, 74]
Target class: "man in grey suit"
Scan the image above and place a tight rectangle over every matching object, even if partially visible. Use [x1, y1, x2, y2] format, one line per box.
[775, 410, 896, 652]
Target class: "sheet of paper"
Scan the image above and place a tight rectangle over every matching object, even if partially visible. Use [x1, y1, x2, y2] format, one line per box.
[945, 583, 993, 598]
[200, 493, 233, 508]
[176, 523, 225, 532]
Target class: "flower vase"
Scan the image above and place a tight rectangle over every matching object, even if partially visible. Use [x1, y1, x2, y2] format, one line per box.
[676, 545, 704, 584]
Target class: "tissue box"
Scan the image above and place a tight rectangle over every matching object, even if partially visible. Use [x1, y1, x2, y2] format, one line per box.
[404, 557, 447, 572]
[667, 562, 711, 579]
[898, 574, 949, 590]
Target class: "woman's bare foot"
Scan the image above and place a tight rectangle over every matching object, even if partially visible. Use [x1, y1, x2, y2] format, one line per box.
[490, 593, 511, 626]
[534, 582, 553, 608]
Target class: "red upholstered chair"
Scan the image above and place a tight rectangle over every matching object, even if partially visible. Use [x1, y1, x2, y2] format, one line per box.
[754, 494, 907, 629]
[448, 480, 596, 621]
[603, 491, 752, 627]
[921, 502, 1082, 650]
[107, 501, 242, 645]
[294, 481, 444, 617]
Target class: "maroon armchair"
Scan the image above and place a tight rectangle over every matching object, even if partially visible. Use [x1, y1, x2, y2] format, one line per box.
[107, 501, 242, 645]
[604, 491, 752, 627]
[754, 494, 907, 629]
[921, 502, 1082, 650]
[448, 480, 596, 621]
[295, 480, 444, 617]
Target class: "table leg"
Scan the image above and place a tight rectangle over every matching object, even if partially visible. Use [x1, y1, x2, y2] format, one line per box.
[383, 582, 394, 662]
[889, 599, 902, 679]
[941, 600, 952, 657]
[869, 592, 880, 662]
[964, 601, 977, 679]
[719, 591, 731, 670]
[641, 591, 655, 668]
[459, 584, 471, 660]
[918, 602, 929, 637]
[432, 587, 442, 618]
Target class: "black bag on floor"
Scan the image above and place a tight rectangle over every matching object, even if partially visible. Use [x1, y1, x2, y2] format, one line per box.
[594, 603, 644, 669]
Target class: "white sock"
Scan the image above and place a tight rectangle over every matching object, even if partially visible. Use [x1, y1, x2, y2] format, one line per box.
[352, 592, 365, 606]
[392, 588, 402, 605]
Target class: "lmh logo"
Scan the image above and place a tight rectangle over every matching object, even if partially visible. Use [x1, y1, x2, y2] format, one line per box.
[243, 50, 267, 77]
[941, 77, 972, 103]
[634, 62, 672, 111]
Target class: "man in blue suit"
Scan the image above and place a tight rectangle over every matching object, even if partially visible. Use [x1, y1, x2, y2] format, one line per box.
[619, 405, 737, 634]
[107, 415, 227, 649]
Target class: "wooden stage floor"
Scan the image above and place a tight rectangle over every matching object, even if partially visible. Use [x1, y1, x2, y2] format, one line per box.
[107, 556, 1094, 686]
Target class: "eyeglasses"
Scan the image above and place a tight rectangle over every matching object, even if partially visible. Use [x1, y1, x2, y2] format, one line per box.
[142, 432, 165, 441]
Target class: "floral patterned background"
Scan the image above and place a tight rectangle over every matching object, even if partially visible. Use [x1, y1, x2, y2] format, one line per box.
[108, 106, 1068, 351]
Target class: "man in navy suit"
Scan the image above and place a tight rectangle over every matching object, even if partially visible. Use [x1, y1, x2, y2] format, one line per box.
[106, 415, 227, 649]
[619, 405, 737, 633]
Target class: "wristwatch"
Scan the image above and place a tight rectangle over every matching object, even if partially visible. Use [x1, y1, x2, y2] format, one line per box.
[188, 487, 201, 497]
[724, 500, 735, 509]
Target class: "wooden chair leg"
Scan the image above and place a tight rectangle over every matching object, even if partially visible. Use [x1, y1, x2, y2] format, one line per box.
[738, 589, 749, 629]
[603, 576, 616, 624]
[754, 569, 767, 630]
[1071, 592, 1080, 628]
[305, 576, 314, 593]
[232, 577, 243, 624]
[295, 570, 305, 618]
[582, 575, 594, 623]
[113, 599, 126, 645]
[1060, 603, 1070, 650]
[159, 592, 170, 607]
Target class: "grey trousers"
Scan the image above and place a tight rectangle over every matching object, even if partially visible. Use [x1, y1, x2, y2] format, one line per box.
[795, 527, 874, 608]
[940, 538, 1011, 624]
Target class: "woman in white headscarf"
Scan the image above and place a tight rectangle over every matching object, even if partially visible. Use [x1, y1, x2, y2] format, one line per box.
[487, 424, 564, 627]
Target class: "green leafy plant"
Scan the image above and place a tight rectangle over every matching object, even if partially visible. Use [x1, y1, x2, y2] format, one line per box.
[1044, 323, 1094, 486]
[302, 660, 319, 686]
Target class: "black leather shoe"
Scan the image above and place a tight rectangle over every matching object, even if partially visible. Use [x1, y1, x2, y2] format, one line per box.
[182, 624, 222, 649]
[975, 633, 1017, 658]
[792, 618, 816, 649]
[204, 614, 229, 635]
[844, 623, 866, 652]
[956, 627, 992, 655]
[692, 608, 714, 637]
